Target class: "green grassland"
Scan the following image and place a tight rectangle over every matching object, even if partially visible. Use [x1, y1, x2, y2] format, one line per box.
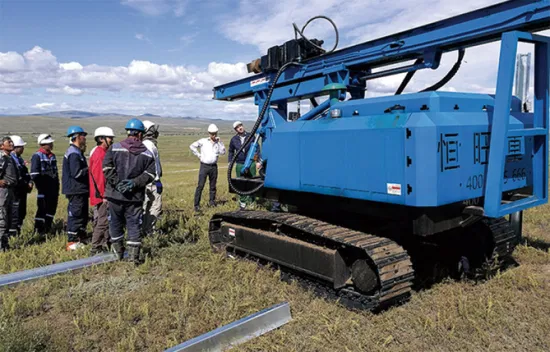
[0, 117, 549, 351]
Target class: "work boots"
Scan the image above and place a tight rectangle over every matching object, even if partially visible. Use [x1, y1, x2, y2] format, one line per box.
[111, 241, 124, 260]
[0, 236, 9, 252]
[127, 244, 142, 265]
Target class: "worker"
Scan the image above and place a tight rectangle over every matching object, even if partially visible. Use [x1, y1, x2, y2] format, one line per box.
[89, 127, 115, 255]
[9, 136, 33, 236]
[190, 124, 226, 212]
[62, 126, 89, 251]
[228, 121, 261, 210]
[0, 137, 18, 251]
[103, 118, 156, 264]
[142, 120, 163, 236]
[31, 133, 59, 236]
[0, 137, 17, 248]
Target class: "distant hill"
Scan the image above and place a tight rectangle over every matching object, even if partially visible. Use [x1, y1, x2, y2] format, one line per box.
[3, 110, 131, 119]
[139, 113, 162, 118]
[0, 114, 241, 137]
[0, 110, 201, 119]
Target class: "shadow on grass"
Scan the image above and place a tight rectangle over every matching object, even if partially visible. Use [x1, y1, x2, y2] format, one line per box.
[523, 237, 550, 252]
[10, 219, 66, 249]
[141, 210, 201, 260]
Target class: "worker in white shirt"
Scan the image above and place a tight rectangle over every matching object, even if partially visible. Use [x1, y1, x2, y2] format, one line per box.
[189, 124, 226, 212]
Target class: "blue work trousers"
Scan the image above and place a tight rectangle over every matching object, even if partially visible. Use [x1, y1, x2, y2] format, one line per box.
[67, 194, 89, 242]
[108, 199, 142, 245]
[10, 189, 27, 235]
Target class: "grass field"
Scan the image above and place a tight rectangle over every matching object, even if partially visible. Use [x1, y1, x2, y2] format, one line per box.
[0, 117, 549, 351]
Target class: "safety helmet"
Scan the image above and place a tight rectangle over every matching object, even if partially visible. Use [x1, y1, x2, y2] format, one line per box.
[233, 121, 243, 129]
[9, 135, 26, 147]
[66, 126, 87, 137]
[94, 127, 115, 138]
[37, 133, 55, 145]
[125, 118, 145, 132]
[143, 120, 159, 133]
[208, 124, 219, 133]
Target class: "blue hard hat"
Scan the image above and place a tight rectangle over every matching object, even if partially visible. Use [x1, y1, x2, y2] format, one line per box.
[125, 118, 145, 132]
[66, 126, 87, 137]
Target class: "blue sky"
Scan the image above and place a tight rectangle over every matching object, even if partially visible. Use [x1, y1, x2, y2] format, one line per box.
[0, 0, 258, 66]
[0, 0, 545, 119]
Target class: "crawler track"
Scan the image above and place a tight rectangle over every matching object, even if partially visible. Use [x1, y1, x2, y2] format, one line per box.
[209, 211, 415, 311]
[486, 217, 520, 259]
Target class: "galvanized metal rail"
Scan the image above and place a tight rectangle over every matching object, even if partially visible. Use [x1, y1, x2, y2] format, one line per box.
[0, 252, 118, 288]
[164, 302, 292, 352]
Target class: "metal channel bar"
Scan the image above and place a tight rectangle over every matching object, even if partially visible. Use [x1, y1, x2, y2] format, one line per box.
[0, 252, 118, 288]
[165, 302, 292, 352]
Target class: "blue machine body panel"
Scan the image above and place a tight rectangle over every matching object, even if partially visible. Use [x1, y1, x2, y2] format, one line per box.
[264, 92, 534, 207]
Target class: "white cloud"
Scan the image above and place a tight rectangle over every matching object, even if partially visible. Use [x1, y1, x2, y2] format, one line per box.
[135, 33, 151, 43]
[60, 62, 83, 71]
[32, 102, 55, 110]
[170, 92, 211, 100]
[207, 62, 247, 78]
[223, 102, 257, 115]
[180, 32, 198, 46]
[0, 52, 25, 72]
[46, 85, 83, 96]
[122, 0, 187, 17]
[3, 1, 549, 119]
[128, 60, 181, 84]
[0, 87, 23, 94]
[220, 0, 502, 53]
[23, 46, 58, 71]
[0, 46, 253, 118]
[173, 0, 186, 16]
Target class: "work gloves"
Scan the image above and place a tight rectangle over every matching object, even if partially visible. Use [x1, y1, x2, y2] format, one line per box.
[116, 179, 135, 194]
[155, 180, 163, 194]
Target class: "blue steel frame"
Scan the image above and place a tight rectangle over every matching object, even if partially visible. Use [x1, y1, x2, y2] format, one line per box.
[484, 31, 550, 217]
[214, 0, 550, 218]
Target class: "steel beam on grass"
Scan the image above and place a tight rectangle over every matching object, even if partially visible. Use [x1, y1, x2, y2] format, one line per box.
[0, 253, 118, 288]
[165, 302, 292, 352]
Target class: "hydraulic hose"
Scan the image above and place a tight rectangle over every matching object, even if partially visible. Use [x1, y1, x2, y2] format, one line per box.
[227, 61, 302, 196]
[228, 15, 340, 196]
[421, 49, 465, 92]
[395, 49, 465, 95]
[395, 58, 424, 95]
[293, 15, 339, 54]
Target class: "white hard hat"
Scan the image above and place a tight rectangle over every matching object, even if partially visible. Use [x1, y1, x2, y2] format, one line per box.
[208, 124, 218, 133]
[143, 120, 158, 132]
[94, 127, 115, 138]
[233, 121, 243, 129]
[9, 135, 26, 147]
[37, 133, 55, 145]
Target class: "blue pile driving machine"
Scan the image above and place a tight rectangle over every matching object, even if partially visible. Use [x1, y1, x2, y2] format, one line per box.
[208, 0, 550, 310]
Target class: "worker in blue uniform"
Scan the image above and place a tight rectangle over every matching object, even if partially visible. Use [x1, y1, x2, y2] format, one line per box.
[31, 134, 59, 236]
[103, 118, 156, 264]
[0, 137, 18, 251]
[9, 136, 33, 236]
[62, 126, 89, 251]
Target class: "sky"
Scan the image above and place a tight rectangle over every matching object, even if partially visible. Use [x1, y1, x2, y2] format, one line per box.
[0, 0, 546, 120]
